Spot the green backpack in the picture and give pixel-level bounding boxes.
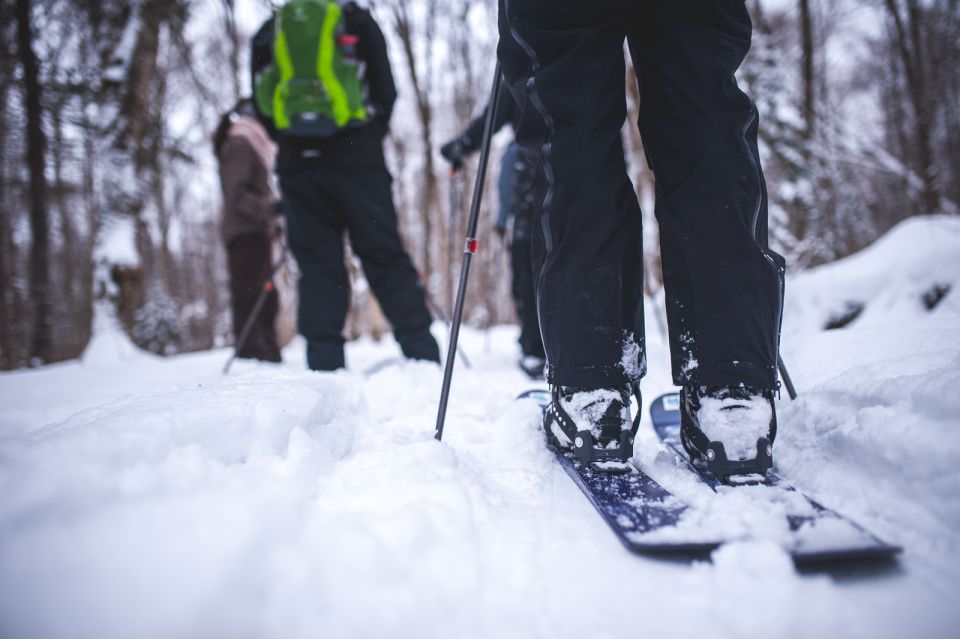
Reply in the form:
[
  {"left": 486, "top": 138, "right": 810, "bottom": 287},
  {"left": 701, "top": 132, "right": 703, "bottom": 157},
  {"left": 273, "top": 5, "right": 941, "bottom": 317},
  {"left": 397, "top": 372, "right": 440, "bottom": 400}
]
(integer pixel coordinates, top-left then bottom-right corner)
[{"left": 255, "top": 0, "right": 368, "bottom": 137}]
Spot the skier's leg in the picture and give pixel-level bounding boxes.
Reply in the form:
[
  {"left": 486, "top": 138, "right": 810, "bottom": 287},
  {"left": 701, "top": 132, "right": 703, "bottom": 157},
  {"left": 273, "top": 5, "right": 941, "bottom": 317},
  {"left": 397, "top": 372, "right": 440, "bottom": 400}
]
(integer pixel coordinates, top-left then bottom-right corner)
[
  {"left": 337, "top": 167, "right": 440, "bottom": 364},
  {"left": 510, "top": 156, "right": 545, "bottom": 360},
  {"left": 629, "top": 1, "right": 784, "bottom": 474},
  {"left": 257, "top": 252, "right": 282, "bottom": 363},
  {"left": 279, "top": 168, "right": 349, "bottom": 371},
  {"left": 227, "top": 233, "right": 263, "bottom": 360},
  {"left": 248, "top": 232, "right": 281, "bottom": 362},
  {"left": 499, "top": 0, "right": 644, "bottom": 469},
  {"left": 498, "top": 0, "right": 645, "bottom": 390},
  {"left": 629, "top": 0, "right": 785, "bottom": 390}
]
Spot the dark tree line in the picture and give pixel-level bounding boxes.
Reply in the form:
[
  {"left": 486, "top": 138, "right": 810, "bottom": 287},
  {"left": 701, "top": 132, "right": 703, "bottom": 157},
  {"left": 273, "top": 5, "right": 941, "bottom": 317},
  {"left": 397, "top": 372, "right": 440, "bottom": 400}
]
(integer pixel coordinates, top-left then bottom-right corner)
[{"left": 1, "top": 0, "right": 235, "bottom": 368}]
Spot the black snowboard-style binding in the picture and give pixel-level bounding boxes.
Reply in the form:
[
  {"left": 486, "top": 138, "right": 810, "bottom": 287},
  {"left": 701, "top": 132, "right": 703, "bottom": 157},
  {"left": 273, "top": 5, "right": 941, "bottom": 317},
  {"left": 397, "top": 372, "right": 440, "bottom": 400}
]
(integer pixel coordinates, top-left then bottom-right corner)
[
  {"left": 544, "top": 384, "right": 641, "bottom": 473},
  {"left": 679, "top": 385, "right": 777, "bottom": 480}
]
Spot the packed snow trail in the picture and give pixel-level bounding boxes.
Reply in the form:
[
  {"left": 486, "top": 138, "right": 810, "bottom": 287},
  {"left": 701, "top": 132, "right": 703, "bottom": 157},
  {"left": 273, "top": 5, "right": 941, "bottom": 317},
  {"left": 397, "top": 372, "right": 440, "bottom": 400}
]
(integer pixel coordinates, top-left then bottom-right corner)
[{"left": 1, "top": 216, "right": 959, "bottom": 639}]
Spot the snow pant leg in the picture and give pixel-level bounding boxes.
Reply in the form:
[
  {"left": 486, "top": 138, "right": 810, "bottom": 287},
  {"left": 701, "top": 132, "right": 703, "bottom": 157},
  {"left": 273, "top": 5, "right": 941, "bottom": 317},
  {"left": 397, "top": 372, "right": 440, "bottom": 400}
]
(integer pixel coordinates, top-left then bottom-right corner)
[
  {"left": 335, "top": 168, "right": 440, "bottom": 364},
  {"left": 227, "top": 233, "right": 281, "bottom": 362},
  {"left": 511, "top": 234, "right": 545, "bottom": 359},
  {"left": 510, "top": 157, "right": 545, "bottom": 359},
  {"left": 498, "top": 0, "right": 645, "bottom": 388},
  {"left": 278, "top": 169, "right": 349, "bottom": 371},
  {"left": 497, "top": 142, "right": 519, "bottom": 231},
  {"left": 628, "top": 0, "right": 785, "bottom": 388}
]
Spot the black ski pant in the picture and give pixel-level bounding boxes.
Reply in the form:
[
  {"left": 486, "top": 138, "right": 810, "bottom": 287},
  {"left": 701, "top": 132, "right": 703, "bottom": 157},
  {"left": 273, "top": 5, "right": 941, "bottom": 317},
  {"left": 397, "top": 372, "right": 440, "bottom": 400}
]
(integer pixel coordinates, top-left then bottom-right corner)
[
  {"left": 509, "top": 153, "right": 545, "bottom": 359},
  {"left": 227, "top": 233, "right": 281, "bottom": 363},
  {"left": 279, "top": 165, "right": 440, "bottom": 371},
  {"left": 498, "top": 0, "right": 785, "bottom": 390},
  {"left": 512, "top": 233, "right": 544, "bottom": 359}
]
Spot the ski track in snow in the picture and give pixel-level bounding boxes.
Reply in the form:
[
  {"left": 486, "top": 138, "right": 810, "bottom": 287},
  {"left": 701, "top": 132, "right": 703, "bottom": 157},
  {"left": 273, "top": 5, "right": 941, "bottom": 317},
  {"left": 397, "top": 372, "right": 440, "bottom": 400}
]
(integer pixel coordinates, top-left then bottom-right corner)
[{"left": 2, "top": 217, "right": 960, "bottom": 639}]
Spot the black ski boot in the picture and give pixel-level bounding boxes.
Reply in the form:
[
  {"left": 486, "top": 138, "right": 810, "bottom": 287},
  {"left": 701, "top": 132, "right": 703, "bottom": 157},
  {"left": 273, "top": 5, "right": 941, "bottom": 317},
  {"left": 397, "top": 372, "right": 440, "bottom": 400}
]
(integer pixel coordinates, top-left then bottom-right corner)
[
  {"left": 544, "top": 385, "right": 640, "bottom": 473},
  {"left": 519, "top": 355, "right": 546, "bottom": 380},
  {"left": 680, "top": 385, "right": 777, "bottom": 480}
]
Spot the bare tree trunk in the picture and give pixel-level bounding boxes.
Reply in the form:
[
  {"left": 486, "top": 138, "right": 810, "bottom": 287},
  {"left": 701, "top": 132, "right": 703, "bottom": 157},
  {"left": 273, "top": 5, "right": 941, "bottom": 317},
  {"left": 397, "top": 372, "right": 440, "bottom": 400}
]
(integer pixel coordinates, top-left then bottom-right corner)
[
  {"left": 391, "top": 1, "right": 439, "bottom": 278},
  {"left": 0, "top": 9, "right": 14, "bottom": 368},
  {"left": 222, "top": 0, "right": 241, "bottom": 101},
  {"left": 798, "top": 0, "right": 816, "bottom": 140},
  {"left": 16, "top": 0, "right": 52, "bottom": 364},
  {"left": 0, "top": 205, "right": 11, "bottom": 368},
  {"left": 883, "top": 0, "right": 941, "bottom": 214},
  {"left": 79, "top": 29, "right": 98, "bottom": 346},
  {"left": 51, "top": 103, "right": 79, "bottom": 344},
  {"left": 126, "top": 0, "right": 171, "bottom": 275}
]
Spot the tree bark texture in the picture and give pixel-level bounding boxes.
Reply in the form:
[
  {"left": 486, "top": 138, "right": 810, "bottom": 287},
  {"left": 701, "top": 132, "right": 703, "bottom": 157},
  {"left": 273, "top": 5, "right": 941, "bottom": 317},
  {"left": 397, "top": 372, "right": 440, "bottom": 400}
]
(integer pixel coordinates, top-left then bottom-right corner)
[
  {"left": 798, "top": 0, "right": 816, "bottom": 140},
  {"left": 15, "top": 0, "right": 52, "bottom": 364},
  {"left": 883, "top": 0, "right": 941, "bottom": 214}
]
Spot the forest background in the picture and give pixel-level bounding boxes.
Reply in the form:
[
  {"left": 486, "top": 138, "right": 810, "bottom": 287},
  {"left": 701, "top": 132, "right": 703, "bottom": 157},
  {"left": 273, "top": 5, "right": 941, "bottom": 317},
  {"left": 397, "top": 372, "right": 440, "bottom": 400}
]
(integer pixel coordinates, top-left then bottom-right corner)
[{"left": 1, "top": 0, "right": 957, "bottom": 369}]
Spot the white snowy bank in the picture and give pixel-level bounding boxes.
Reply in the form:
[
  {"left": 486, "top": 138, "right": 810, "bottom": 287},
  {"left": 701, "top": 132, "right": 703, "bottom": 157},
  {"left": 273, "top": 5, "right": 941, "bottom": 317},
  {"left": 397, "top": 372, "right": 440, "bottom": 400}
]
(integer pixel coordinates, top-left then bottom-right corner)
[{"left": 1, "top": 216, "right": 959, "bottom": 639}]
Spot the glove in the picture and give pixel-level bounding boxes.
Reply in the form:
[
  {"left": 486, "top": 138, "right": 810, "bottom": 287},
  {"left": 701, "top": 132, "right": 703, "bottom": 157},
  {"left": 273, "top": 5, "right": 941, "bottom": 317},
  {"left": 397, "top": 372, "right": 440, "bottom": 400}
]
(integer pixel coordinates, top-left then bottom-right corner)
[{"left": 440, "top": 137, "right": 466, "bottom": 164}]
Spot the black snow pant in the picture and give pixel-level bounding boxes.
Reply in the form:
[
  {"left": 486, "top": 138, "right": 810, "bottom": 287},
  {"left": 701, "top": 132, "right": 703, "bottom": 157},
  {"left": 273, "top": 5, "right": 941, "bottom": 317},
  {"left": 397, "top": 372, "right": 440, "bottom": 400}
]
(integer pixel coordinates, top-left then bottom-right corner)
[
  {"left": 510, "top": 154, "right": 545, "bottom": 359},
  {"left": 279, "top": 165, "right": 440, "bottom": 371},
  {"left": 227, "top": 233, "right": 281, "bottom": 363},
  {"left": 498, "top": 0, "right": 785, "bottom": 389}
]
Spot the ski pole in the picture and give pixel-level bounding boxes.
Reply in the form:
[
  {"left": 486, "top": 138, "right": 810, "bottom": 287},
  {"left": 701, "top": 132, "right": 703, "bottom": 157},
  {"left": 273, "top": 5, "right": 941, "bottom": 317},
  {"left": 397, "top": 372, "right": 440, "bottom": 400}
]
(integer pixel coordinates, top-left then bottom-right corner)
[
  {"left": 425, "top": 294, "right": 472, "bottom": 369},
  {"left": 435, "top": 64, "right": 503, "bottom": 441},
  {"left": 777, "top": 354, "right": 797, "bottom": 400},
  {"left": 447, "top": 160, "right": 464, "bottom": 313},
  {"left": 223, "top": 240, "right": 289, "bottom": 375}
]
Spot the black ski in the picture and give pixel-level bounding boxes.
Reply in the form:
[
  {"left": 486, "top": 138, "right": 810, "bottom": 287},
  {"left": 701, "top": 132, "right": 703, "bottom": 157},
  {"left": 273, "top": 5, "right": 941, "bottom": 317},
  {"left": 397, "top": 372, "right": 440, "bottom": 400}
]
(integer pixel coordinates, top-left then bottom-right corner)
[
  {"left": 649, "top": 392, "right": 901, "bottom": 564},
  {"left": 519, "top": 390, "right": 722, "bottom": 557}
]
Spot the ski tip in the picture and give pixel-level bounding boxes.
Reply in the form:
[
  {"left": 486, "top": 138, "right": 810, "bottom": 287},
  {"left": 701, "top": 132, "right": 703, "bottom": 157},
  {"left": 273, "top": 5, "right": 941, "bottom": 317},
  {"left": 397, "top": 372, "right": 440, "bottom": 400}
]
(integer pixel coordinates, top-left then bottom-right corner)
[
  {"left": 516, "top": 388, "right": 550, "bottom": 409},
  {"left": 792, "top": 543, "right": 902, "bottom": 570},
  {"left": 649, "top": 392, "right": 681, "bottom": 435}
]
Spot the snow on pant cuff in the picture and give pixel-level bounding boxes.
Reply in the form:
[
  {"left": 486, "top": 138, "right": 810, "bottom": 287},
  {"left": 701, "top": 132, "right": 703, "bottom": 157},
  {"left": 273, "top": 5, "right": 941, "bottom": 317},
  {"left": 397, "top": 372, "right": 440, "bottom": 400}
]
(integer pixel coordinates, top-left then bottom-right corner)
[{"left": 674, "top": 359, "right": 778, "bottom": 390}]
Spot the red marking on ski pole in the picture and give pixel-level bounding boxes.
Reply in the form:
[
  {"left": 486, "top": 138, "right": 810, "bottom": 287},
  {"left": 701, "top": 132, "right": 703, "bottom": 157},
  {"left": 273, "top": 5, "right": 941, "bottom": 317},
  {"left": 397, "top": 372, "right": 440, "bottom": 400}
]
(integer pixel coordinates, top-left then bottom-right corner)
[
  {"left": 265, "top": 281, "right": 275, "bottom": 292},
  {"left": 464, "top": 238, "right": 479, "bottom": 254},
  {"left": 337, "top": 34, "right": 359, "bottom": 46}
]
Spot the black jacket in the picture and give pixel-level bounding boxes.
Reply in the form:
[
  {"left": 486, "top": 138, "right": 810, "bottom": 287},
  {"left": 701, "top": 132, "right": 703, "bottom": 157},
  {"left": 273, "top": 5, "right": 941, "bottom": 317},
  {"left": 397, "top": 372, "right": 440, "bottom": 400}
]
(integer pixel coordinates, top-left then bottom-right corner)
[
  {"left": 457, "top": 81, "right": 520, "bottom": 155},
  {"left": 251, "top": 3, "right": 397, "bottom": 171}
]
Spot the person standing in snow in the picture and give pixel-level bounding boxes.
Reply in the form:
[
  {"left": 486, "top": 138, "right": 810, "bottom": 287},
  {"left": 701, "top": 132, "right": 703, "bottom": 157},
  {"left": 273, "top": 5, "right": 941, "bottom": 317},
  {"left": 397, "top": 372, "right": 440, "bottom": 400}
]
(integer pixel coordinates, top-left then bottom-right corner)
[
  {"left": 213, "top": 99, "right": 283, "bottom": 364},
  {"left": 251, "top": 1, "right": 440, "bottom": 372},
  {"left": 498, "top": 1, "right": 786, "bottom": 473},
  {"left": 440, "top": 83, "right": 546, "bottom": 380}
]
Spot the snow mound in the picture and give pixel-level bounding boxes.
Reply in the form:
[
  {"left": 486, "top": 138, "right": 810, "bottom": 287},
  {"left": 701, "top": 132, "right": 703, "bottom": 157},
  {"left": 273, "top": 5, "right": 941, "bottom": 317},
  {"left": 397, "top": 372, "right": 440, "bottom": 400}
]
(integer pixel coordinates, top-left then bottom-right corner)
[
  {"left": 2, "top": 217, "right": 960, "bottom": 638},
  {"left": 81, "top": 304, "right": 144, "bottom": 367},
  {"left": 784, "top": 215, "right": 960, "bottom": 333}
]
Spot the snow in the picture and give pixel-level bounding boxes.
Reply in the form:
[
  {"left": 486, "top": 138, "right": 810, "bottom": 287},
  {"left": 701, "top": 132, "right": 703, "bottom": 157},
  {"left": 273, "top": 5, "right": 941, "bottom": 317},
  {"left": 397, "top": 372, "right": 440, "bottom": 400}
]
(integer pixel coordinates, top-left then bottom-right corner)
[
  {"left": 559, "top": 388, "right": 627, "bottom": 434},
  {"left": 2, "top": 216, "right": 960, "bottom": 638},
  {"left": 96, "top": 216, "right": 139, "bottom": 267},
  {"left": 81, "top": 303, "right": 143, "bottom": 367},
  {"left": 783, "top": 215, "right": 960, "bottom": 334},
  {"left": 696, "top": 391, "right": 774, "bottom": 461}
]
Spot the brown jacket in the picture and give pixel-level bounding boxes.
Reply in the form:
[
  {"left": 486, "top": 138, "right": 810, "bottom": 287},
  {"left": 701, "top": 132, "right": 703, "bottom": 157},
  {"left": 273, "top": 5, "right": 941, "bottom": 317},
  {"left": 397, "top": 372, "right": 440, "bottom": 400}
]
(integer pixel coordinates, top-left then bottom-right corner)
[{"left": 218, "top": 117, "right": 278, "bottom": 244}]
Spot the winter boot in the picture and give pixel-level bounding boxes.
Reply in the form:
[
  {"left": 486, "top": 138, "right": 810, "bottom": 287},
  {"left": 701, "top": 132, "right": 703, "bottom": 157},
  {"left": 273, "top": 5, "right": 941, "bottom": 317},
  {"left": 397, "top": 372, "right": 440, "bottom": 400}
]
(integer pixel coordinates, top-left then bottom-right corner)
[
  {"left": 680, "top": 385, "right": 777, "bottom": 479},
  {"left": 544, "top": 385, "right": 639, "bottom": 473},
  {"left": 518, "top": 355, "right": 546, "bottom": 380}
]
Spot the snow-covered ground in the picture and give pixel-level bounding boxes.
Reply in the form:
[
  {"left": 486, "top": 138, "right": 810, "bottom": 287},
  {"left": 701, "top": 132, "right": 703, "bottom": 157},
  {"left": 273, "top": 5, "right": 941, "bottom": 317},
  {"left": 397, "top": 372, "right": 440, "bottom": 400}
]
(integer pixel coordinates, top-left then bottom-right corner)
[{"left": 2, "top": 216, "right": 959, "bottom": 639}]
